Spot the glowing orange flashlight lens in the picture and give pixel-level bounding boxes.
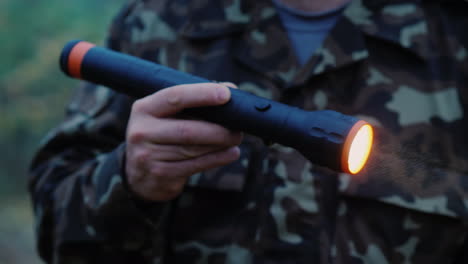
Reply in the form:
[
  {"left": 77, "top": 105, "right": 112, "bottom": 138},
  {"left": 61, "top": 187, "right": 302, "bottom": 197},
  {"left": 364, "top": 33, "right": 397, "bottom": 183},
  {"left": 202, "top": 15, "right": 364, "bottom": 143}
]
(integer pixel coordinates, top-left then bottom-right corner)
[
  {"left": 348, "top": 124, "right": 373, "bottom": 174},
  {"left": 342, "top": 121, "right": 373, "bottom": 174}
]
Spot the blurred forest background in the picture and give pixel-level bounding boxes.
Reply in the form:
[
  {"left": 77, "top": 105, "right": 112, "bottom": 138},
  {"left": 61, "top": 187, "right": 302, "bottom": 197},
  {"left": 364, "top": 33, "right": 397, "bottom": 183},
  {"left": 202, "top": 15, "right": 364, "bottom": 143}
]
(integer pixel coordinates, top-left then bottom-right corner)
[{"left": 0, "top": 0, "right": 125, "bottom": 262}]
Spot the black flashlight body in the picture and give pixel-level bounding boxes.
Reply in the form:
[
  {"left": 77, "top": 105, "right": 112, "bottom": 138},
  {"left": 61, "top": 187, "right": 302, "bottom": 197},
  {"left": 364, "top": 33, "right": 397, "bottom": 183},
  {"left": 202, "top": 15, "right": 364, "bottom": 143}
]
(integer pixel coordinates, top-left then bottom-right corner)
[{"left": 60, "top": 40, "right": 366, "bottom": 173}]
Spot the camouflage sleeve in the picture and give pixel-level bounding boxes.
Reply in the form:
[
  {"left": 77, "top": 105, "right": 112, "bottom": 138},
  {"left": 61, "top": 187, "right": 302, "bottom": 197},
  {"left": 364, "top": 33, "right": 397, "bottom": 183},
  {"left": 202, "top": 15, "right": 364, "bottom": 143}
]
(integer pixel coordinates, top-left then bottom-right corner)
[
  {"left": 449, "top": 2, "right": 468, "bottom": 109},
  {"left": 29, "top": 82, "right": 169, "bottom": 263},
  {"left": 28, "top": 2, "right": 169, "bottom": 263}
]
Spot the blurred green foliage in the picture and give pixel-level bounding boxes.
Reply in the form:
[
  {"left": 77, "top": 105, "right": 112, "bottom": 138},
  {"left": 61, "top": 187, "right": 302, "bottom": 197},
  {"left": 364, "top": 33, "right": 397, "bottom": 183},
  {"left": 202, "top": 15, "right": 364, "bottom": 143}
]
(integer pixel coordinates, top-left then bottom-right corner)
[
  {"left": 0, "top": 0, "right": 125, "bottom": 196},
  {"left": 0, "top": 1, "right": 125, "bottom": 263}
]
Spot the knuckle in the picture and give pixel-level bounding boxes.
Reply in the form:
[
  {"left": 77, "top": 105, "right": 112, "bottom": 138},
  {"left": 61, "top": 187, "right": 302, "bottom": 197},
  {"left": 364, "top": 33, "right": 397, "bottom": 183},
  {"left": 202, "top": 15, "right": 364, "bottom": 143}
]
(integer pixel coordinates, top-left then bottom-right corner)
[
  {"left": 165, "top": 88, "right": 182, "bottom": 106},
  {"left": 210, "top": 87, "right": 221, "bottom": 102},
  {"left": 127, "top": 129, "right": 144, "bottom": 144},
  {"left": 200, "top": 85, "right": 222, "bottom": 104},
  {"left": 133, "top": 149, "right": 152, "bottom": 167},
  {"left": 131, "top": 99, "right": 146, "bottom": 113},
  {"left": 176, "top": 122, "right": 194, "bottom": 143}
]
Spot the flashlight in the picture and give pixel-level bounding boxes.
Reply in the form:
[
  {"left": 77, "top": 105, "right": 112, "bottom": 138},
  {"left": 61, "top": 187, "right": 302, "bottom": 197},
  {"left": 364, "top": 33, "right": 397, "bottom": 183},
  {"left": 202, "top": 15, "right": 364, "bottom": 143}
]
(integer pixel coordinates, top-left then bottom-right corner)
[{"left": 60, "top": 40, "right": 373, "bottom": 174}]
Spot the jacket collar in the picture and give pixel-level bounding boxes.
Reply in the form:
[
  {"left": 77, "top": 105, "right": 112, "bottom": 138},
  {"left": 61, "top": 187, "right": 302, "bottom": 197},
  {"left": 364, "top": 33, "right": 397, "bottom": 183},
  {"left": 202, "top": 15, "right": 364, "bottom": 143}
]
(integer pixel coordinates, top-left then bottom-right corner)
[
  {"left": 178, "top": 0, "right": 430, "bottom": 87},
  {"left": 178, "top": 0, "right": 253, "bottom": 38}
]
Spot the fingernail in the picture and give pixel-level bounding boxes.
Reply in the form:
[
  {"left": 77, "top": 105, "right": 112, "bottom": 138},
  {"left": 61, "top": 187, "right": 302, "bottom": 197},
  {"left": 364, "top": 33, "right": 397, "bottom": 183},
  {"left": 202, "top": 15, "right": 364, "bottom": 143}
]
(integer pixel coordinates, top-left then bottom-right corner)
[
  {"left": 228, "top": 146, "right": 241, "bottom": 159},
  {"left": 217, "top": 86, "right": 230, "bottom": 102}
]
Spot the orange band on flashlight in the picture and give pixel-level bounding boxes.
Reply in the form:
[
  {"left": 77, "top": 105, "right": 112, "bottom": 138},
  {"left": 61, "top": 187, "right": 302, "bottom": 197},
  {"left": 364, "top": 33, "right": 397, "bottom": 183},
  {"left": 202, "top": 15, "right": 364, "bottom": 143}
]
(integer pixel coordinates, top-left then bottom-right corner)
[
  {"left": 67, "top": 41, "right": 95, "bottom": 79},
  {"left": 341, "top": 120, "right": 373, "bottom": 174}
]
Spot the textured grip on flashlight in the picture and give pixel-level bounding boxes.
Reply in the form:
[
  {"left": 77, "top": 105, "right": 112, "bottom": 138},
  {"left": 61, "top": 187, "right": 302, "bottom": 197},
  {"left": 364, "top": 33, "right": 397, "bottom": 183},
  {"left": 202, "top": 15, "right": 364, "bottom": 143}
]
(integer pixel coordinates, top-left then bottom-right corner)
[{"left": 60, "top": 40, "right": 367, "bottom": 173}]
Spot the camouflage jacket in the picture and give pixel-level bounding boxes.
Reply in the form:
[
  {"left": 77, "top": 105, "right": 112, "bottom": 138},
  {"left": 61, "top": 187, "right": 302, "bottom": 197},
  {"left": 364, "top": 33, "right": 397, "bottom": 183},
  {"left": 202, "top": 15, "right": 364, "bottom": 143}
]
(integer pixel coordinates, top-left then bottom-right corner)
[{"left": 29, "top": 0, "right": 468, "bottom": 263}]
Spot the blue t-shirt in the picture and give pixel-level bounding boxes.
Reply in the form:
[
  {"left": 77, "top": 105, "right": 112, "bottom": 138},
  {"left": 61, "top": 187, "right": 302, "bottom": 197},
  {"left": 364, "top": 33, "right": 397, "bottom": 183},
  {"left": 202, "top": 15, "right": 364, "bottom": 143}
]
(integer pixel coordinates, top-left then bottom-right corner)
[{"left": 272, "top": 0, "right": 348, "bottom": 65}]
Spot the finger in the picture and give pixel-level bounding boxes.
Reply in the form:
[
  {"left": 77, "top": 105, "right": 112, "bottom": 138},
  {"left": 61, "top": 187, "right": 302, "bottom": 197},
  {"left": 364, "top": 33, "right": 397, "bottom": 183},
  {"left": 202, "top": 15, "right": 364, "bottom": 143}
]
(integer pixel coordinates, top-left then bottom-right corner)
[
  {"left": 144, "top": 144, "right": 234, "bottom": 161},
  {"left": 153, "top": 146, "right": 241, "bottom": 179},
  {"left": 134, "top": 83, "right": 231, "bottom": 117},
  {"left": 129, "top": 146, "right": 241, "bottom": 201},
  {"left": 128, "top": 117, "right": 243, "bottom": 145}
]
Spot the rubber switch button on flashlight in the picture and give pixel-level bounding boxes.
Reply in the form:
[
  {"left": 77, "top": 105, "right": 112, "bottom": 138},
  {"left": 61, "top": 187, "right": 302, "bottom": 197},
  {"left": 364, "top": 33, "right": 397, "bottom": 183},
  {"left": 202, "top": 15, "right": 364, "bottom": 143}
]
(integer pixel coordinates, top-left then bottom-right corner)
[{"left": 255, "top": 102, "right": 271, "bottom": 112}]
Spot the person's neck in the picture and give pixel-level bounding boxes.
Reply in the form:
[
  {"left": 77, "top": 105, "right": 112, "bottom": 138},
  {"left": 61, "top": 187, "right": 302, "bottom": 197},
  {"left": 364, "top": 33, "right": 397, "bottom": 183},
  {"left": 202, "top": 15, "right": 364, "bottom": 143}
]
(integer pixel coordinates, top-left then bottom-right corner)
[{"left": 276, "top": 0, "right": 351, "bottom": 12}]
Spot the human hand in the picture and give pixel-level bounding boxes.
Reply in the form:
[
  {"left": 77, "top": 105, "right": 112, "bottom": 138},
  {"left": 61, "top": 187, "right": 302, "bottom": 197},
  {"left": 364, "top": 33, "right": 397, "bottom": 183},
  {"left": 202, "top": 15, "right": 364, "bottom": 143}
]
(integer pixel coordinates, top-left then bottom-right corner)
[{"left": 125, "top": 83, "right": 243, "bottom": 201}]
